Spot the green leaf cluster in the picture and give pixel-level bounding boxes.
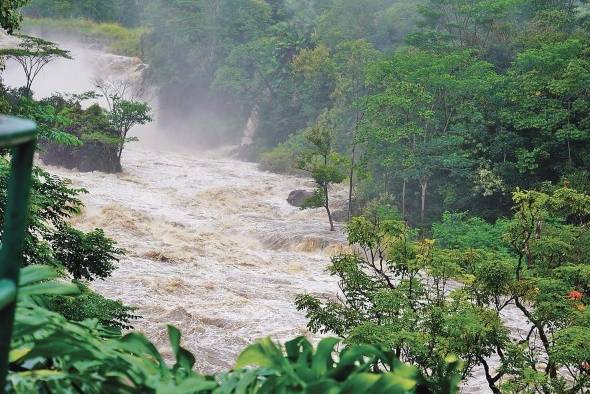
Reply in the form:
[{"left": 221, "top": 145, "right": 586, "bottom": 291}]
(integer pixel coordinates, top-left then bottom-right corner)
[
  {"left": 0, "top": 0, "right": 29, "bottom": 33},
  {"left": 297, "top": 186, "right": 590, "bottom": 392}
]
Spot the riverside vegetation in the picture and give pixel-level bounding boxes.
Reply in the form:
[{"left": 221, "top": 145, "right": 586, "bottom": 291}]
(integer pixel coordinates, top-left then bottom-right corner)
[{"left": 0, "top": 0, "right": 589, "bottom": 393}]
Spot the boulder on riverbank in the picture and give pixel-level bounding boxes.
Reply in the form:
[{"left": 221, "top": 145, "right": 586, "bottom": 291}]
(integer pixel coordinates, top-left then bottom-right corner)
[
  {"left": 41, "top": 140, "right": 122, "bottom": 173},
  {"left": 287, "top": 190, "right": 314, "bottom": 207}
]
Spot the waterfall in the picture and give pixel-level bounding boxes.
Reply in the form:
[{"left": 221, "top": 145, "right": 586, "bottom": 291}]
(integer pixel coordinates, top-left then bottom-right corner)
[{"left": 240, "top": 105, "right": 258, "bottom": 146}]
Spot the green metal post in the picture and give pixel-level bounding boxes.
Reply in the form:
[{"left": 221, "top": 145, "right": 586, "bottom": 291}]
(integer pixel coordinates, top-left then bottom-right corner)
[{"left": 0, "top": 116, "right": 36, "bottom": 391}]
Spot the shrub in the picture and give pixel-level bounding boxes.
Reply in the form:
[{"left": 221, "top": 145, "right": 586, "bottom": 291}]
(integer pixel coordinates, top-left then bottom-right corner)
[
  {"left": 258, "top": 132, "right": 310, "bottom": 174},
  {"left": 47, "top": 282, "right": 136, "bottom": 330}
]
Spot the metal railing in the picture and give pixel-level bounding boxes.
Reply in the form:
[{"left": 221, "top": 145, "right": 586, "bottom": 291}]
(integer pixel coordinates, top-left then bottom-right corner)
[{"left": 0, "top": 116, "right": 36, "bottom": 390}]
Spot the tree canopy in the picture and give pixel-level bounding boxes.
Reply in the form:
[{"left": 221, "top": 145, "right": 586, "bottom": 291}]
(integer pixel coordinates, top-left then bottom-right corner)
[{"left": 0, "top": 35, "right": 71, "bottom": 94}]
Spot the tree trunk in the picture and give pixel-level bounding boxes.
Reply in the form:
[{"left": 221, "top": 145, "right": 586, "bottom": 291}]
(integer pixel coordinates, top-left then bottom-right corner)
[
  {"left": 478, "top": 357, "right": 502, "bottom": 394},
  {"left": 24, "top": 67, "right": 33, "bottom": 97},
  {"left": 24, "top": 74, "right": 33, "bottom": 98},
  {"left": 420, "top": 178, "right": 428, "bottom": 223},
  {"left": 325, "top": 184, "right": 334, "bottom": 231},
  {"left": 348, "top": 108, "right": 363, "bottom": 221},
  {"left": 118, "top": 142, "right": 124, "bottom": 160},
  {"left": 402, "top": 178, "right": 407, "bottom": 218},
  {"left": 514, "top": 297, "right": 557, "bottom": 379},
  {"left": 348, "top": 144, "right": 356, "bottom": 221},
  {"left": 118, "top": 129, "right": 128, "bottom": 160}
]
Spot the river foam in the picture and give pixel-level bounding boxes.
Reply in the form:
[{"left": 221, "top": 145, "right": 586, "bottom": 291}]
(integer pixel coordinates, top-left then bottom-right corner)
[{"left": 45, "top": 144, "right": 345, "bottom": 372}]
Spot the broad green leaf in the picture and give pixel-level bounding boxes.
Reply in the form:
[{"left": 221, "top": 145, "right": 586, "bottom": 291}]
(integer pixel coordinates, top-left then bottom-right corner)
[
  {"left": 18, "top": 282, "right": 79, "bottom": 298},
  {"left": 311, "top": 337, "right": 340, "bottom": 377},
  {"left": 341, "top": 373, "right": 381, "bottom": 394},
  {"left": 19, "top": 265, "right": 59, "bottom": 285},
  {"left": 167, "top": 325, "right": 196, "bottom": 371}
]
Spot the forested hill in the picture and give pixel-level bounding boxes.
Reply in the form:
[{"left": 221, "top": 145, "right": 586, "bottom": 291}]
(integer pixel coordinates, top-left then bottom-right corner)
[
  {"left": 141, "top": 0, "right": 421, "bottom": 148},
  {"left": 23, "top": 0, "right": 590, "bottom": 228}
]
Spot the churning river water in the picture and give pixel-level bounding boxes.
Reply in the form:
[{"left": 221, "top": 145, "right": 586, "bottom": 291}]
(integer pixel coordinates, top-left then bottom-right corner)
[{"left": 47, "top": 143, "right": 345, "bottom": 371}]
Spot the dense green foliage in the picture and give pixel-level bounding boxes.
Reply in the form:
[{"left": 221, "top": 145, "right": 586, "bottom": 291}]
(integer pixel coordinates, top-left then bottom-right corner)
[
  {"left": 0, "top": 0, "right": 28, "bottom": 33},
  {"left": 297, "top": 186, "right": 590, "bottom": 392},
  {"left": 38, "top": 95, "right": 122, "bottom": 173},
  {"left": 117, "top": 0, "right": 590, "bottom": 227},
  {"left": 37, "top": 92, "right": 151, "bottom": 173},
  {"left": 359, "top": 0, "right": 590, "bottom": 224}
]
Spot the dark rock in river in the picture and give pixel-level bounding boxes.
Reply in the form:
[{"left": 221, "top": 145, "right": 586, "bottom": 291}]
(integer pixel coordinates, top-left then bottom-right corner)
[{"left": 287, "top": 190, "right": 314, "bottom": 207}]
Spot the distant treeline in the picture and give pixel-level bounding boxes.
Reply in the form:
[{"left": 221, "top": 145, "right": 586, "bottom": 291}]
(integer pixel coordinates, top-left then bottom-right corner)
[{"left": 23, "top": 0, "right": 143, "bottom": 27}]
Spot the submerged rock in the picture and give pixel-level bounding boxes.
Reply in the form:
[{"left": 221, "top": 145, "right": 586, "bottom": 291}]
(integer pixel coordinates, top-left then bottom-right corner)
[{"left": 287, "top": 190, "right": 314, "bottom": 207}]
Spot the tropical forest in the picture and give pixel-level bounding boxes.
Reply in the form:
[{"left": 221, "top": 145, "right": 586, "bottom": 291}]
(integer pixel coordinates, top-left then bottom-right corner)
[{"left": 0, "top": 0, "right": 589, "bottom": 393}]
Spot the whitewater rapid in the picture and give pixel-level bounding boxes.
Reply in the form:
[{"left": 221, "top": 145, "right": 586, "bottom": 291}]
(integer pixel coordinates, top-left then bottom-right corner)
[{"left": 45, "top": 145, "right": 346, "bottom": 371}]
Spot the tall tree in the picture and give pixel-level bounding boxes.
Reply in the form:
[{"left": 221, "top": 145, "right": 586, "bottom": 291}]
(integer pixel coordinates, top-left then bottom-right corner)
[
  {"left": 330, "top": 40, "right": 379, "bottom": 220},
  {"left": 297, "top": 113, "right": 346, "bottom": 231},
  {"left": 0, "top": 35, "right": 71, "bottom": 95},
  {"left": 362, "top": 48, "right": 490, "bottom": 223},
  {"left": 500, "top": 38, "right": 590, "bottom": 175}
]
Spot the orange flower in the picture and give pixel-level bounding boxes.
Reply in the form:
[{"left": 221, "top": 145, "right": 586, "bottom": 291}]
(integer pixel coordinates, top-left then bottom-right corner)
[{"left": 569, "top": 290, "right": 583, "bottom": 301}]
